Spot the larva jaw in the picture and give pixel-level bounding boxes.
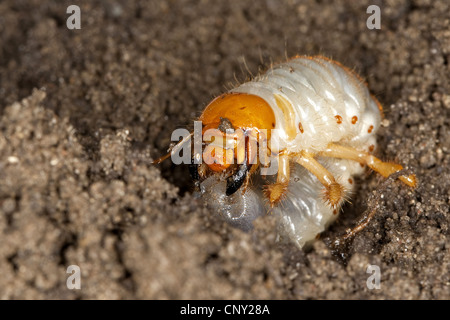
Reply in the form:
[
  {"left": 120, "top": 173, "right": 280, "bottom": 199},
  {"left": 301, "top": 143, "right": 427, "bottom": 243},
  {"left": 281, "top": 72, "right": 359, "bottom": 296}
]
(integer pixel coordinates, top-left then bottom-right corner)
[
  {"left": 226, "top": 163, "right": 251, "bottom": 196},
  {"left": 201, "top": 121, "right": 259, "bottom": 175}
]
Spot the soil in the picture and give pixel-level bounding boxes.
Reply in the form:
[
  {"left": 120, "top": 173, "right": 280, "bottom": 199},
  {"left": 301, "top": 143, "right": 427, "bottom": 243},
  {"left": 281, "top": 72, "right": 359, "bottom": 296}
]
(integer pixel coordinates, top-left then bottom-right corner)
[{"left": 0, "top": 0, "right": 449, "bottom": 299}]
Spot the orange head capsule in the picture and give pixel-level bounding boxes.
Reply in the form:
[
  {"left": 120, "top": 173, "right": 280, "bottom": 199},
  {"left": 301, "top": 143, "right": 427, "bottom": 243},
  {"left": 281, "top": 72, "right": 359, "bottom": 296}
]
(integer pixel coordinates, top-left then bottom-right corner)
[
  {"left": 153, "top": 92, "right": 276, "bottom": 196},
  {"left": 199, "top": 93, "right": 276, "bottom": 137},
  {"left": 199, "top": 92, "right": 275, "bottom": 169},
  {"left": 198, "top": 93, "right": 276, "bottom": 194}
]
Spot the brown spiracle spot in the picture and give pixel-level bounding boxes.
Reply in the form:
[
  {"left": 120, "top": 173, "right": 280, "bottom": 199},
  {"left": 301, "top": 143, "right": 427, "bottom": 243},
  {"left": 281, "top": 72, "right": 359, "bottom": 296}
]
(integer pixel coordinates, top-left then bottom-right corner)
[
  {"left": 335, "top": 115, "right": 343, "bottom": 124},
  {"left": 368, "top": 125, "right": 374, "bottom": 133},
  {"left": 298, "top": 122, "right": 304, "bottom": 133},
  {"left": 351, "top": 116, "right": 358, "bottom": 124},
  {"left": 348, "top": 178, "right": 353, "bottom": 184},
  {"left": 369, "top": 145, "right": 375, "bottom": 152}
]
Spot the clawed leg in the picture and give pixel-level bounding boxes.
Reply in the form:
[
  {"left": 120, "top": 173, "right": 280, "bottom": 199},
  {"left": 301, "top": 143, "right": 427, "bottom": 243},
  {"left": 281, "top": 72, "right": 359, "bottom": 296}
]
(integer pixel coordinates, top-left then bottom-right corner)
[
  {"left": 264, "top": 153, "right": 290, "bottom": 206},
  {"left": 296, "top": 150, "right": 345, "bottom": 207},
  {"left": 264, "top": 151, "right": 346, "bottom": 208},
  {"left": 319, "top": 143, "right": 417, "bottom": 187}
]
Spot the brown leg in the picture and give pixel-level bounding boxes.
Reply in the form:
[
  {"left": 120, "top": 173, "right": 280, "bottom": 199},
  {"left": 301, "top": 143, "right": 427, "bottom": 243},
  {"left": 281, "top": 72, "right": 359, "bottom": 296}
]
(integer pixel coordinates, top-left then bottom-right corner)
[
  {"left": 342, "top": 207, "right": 377, "bottom": 241},
  {"left": 319, "top": 143, "right": 417, "bottom": 187},
  {"left": 264, "top": 153, "right": 290, "bottom": 206},
  {"left": 296, "top": 151, "right": 345, "bottom": 207},
  {"left": 332, "top": 169, "right": 412, "bottom": 247}
]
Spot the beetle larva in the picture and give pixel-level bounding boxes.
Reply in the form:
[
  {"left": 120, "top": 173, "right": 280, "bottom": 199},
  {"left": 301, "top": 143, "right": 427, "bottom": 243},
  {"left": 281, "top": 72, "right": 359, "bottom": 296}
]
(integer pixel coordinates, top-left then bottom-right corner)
[{"left": 154, "top": 55, "right": 416, "bottom": 248}]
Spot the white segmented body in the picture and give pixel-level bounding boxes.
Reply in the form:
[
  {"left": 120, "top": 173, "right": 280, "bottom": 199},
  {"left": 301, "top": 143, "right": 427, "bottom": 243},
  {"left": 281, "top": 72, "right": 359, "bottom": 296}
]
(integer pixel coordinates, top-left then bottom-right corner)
[
  {"left": 272, "top": 156, "right": 355, "bottom": 247},
  {"left": 199, "top": 56, "right": 385, "bottom": 248},
  {"left": 232, "top": 56, "right": 381, "bottom": 153}
]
